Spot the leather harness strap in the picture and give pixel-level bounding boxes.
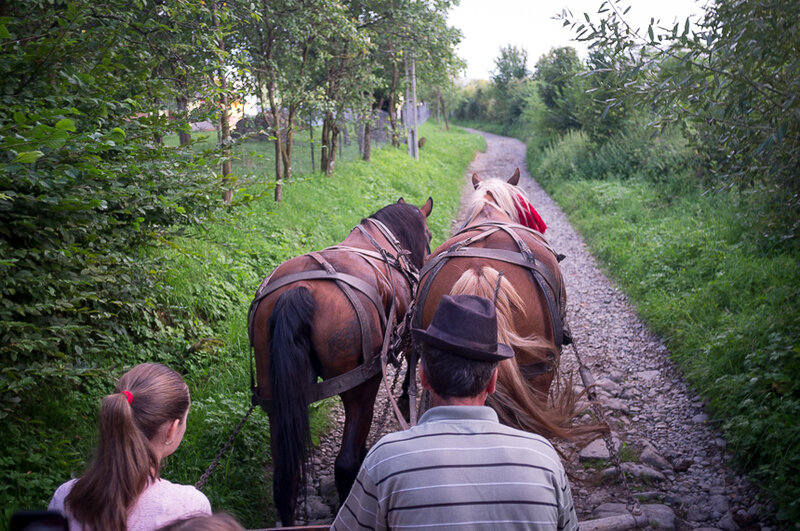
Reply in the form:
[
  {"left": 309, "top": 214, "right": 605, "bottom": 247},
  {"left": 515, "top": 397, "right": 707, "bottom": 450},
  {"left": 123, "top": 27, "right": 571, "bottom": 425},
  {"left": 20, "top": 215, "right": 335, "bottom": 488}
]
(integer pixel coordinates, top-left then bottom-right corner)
[
  {"left": 248, "top": 220, "right": 418, "bottom": 413},
  {"left": 414, "top": 221, "right": 566, "bottom": 378}
]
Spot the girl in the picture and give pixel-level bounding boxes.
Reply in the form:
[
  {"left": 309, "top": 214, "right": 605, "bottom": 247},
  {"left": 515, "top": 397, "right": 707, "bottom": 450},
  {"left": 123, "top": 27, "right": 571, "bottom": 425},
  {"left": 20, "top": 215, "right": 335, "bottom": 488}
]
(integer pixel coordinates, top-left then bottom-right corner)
[{"left": 49, "top": 363, "right": 211, "bottom": 530}]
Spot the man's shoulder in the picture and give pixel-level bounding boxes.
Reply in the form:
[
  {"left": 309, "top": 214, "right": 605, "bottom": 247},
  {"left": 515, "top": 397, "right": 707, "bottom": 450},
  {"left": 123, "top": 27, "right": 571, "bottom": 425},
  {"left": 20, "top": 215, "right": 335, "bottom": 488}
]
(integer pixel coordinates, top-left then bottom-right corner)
[
  {"left": 367, "top": 425, "right": 421, "bottom": 455},
  {"left": 369, "top": 410, "right": 556, "bottom": 452},
  {"left": 493, "top": 422, "right": 562, "bottom": 454}
]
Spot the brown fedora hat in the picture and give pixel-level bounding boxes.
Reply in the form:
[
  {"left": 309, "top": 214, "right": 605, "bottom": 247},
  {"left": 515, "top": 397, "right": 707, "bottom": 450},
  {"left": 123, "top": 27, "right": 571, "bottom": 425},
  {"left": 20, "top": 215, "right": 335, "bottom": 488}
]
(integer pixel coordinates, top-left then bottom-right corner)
[{"left": 412, "top": 294, "right": 514, "bottom": 362}]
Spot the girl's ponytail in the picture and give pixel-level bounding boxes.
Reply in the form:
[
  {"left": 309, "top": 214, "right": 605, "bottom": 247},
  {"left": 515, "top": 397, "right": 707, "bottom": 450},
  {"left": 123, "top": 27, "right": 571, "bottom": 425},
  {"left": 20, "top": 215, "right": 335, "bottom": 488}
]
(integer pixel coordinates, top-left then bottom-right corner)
[{"left": 66, "top": 364, "right": 189, "bottom": 531}]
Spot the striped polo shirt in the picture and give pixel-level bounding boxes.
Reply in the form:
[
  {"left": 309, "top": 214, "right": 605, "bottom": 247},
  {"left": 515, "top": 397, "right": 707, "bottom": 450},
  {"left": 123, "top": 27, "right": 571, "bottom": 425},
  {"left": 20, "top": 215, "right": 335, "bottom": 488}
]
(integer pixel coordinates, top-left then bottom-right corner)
[{"left": 333, "top": 405, "right": 578, "bottom": 530}]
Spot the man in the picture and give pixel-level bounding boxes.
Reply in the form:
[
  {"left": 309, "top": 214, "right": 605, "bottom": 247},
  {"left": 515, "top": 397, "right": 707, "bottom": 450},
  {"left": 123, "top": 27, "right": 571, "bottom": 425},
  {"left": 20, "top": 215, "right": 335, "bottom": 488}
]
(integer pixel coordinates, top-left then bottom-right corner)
[{"left": 332, "top": 294, "right": 578, "bottom": 530}]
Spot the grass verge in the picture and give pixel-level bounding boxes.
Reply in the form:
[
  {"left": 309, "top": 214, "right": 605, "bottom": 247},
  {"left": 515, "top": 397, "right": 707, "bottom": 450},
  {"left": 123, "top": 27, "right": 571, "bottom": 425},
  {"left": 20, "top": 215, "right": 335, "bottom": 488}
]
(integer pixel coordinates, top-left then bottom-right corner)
[{"left": 539, "top": 172, "right": 800, "bottom": 523}]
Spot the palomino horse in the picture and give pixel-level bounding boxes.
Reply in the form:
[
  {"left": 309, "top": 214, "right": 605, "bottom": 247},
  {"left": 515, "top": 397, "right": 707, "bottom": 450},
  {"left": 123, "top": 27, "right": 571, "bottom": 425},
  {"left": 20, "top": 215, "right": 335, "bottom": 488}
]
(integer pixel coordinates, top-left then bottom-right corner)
[
  {"left": 248, "top": 198, "right": 433, "bottom": 525},
  {"left": 414, "top": 169, "right": 574, "bottom": 438}
]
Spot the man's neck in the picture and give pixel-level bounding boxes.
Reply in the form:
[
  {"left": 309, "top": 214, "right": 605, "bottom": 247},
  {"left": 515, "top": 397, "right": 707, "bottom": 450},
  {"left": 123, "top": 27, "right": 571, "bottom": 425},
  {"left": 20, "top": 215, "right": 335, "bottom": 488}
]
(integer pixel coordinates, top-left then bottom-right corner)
[{"left": 431, "top": 392, "right": 488, "bottom": 407}]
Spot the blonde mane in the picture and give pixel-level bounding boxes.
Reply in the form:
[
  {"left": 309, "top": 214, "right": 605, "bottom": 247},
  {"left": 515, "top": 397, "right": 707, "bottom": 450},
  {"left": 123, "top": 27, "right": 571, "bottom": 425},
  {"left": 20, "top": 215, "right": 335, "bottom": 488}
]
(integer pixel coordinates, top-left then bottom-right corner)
[{"left": 463, "top": 178, "right": 529, "bottom": 227}]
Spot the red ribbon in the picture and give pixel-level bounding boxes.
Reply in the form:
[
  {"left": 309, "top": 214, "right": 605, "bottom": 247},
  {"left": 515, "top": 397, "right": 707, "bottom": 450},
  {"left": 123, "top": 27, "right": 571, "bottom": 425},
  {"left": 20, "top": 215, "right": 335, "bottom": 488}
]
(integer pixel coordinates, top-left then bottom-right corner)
[
  {"left": 515, "top": 194, "right": 547, "bottom": 234},
  {"left": 121, "top": 390, "right": 133, "bottom": 404}
]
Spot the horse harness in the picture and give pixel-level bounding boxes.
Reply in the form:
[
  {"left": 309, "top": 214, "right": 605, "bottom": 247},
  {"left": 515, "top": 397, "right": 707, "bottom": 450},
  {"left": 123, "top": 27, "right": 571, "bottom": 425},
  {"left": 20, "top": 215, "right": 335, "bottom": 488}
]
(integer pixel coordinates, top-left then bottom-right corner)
[
  {"left": 414, "top": 221, "right": 569, "bottom": 380},
  {"left": 247, "top": 218, "right": 419, "bottom": 414}
]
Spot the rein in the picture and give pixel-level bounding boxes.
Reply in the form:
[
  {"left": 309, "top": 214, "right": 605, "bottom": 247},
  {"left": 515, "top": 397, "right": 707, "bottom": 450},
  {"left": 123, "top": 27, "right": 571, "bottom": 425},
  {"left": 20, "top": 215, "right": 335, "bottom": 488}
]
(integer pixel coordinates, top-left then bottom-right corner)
[{"left": 247, "top": 217, "right": 420, "bottom": 421}]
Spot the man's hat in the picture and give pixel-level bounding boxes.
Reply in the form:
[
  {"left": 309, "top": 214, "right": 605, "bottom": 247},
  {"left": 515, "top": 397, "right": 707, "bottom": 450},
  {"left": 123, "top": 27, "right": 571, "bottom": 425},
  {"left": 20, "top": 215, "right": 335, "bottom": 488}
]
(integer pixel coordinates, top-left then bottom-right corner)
[{"left": 412, "top": 294, "right": 514, "bottom": 362}]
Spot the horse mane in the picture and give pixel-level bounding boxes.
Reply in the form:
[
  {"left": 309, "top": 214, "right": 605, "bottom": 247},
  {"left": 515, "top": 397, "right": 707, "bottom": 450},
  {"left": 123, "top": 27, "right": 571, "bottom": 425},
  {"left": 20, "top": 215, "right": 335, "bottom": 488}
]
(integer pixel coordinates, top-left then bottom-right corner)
[
  {"left": 450, "top": 267, "right": 570, "bottom": 437},
  {"left": 464, "top": 178, "right": 528, "bottom": 227},
  {"left": 366, "top": 202, "right": 428, "bottom": 269}
]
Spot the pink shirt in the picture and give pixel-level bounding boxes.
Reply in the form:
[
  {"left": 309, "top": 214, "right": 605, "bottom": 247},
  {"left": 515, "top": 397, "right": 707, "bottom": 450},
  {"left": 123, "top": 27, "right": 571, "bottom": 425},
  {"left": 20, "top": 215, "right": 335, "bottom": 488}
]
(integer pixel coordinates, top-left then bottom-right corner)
[{"left": 49, "top": 477, "right": 211, "bottom": 530}]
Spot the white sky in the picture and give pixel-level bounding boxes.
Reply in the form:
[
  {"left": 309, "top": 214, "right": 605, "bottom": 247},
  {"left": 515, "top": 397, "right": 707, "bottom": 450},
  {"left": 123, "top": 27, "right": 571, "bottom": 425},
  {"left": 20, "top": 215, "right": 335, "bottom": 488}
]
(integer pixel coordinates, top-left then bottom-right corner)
[{"left": 448, "top": 0, "right": 706, "bottom": 80}]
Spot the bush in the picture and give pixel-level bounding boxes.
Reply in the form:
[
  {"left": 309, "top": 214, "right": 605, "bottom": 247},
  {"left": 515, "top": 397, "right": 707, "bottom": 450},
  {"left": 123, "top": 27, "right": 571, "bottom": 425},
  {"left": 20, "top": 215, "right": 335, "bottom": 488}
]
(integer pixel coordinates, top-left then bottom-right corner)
[
  {"left": 533, "top": 129, "right": 593, "bottom": 182},
  {"left": 0, "top": 1, "right": 228, "bottom": 415}
]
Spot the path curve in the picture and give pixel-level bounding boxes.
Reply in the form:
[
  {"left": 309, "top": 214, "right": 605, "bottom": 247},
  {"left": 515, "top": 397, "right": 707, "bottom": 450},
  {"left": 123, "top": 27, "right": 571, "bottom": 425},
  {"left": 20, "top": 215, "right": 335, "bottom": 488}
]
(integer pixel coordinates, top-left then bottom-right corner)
[{"left": 294, "top": 130, "right": 770, "bottom": 531}]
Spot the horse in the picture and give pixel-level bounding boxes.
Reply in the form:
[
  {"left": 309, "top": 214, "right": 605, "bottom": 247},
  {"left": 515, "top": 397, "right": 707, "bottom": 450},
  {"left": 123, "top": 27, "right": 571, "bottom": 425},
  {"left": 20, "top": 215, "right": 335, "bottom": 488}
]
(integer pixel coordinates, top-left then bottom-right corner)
[
  {"left": 414, "top": 168, "right": 577, "bottom": 439},
  {"left": 247, "top": 197, "right": 432, "bottom": 526}
]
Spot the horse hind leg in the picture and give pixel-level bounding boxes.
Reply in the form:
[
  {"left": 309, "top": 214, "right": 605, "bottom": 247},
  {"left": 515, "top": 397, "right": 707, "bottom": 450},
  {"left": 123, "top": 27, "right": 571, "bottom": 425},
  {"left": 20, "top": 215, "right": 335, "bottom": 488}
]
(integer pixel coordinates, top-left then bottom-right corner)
[{"left": 335, "top": 375, "right": 381, "bottom": 505}]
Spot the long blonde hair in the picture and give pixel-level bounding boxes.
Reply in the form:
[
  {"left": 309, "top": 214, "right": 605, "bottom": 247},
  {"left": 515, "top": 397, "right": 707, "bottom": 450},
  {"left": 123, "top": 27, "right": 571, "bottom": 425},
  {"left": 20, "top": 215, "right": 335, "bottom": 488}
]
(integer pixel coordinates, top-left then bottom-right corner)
[{"left": 66, "top": 363, "right": 190, "bottom": 531}]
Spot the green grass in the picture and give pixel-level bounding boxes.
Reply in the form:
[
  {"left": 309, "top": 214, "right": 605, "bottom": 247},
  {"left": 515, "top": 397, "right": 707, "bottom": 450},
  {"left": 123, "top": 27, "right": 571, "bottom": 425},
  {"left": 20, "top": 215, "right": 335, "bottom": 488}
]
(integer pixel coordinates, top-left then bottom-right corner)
[
  {"left": 539, "top": 172, "right": 800, "bottom": 523},
  {"left": 1, "top": 122, "right": 483, "bottom": 530}
]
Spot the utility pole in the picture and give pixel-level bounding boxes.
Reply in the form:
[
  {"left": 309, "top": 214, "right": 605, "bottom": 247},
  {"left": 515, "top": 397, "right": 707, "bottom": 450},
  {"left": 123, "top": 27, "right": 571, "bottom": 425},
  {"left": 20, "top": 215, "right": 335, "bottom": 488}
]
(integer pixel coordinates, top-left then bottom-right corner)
[
  {"left": 410, "top": 55, "right": 419, "bottom": 160},
  {"left": 405, "top": 55, "right": 419, "bottom": 160}
]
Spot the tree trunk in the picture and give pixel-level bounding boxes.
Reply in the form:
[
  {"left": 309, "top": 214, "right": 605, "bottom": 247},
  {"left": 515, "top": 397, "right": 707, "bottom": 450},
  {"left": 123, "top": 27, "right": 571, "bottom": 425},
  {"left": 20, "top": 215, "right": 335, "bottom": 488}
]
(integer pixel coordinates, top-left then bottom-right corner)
[
  {"left": 410, "top": 57, "right": 419, "bottom": 160},
  {"left": 387, "top": 38, "right": 400, "bottom": 147},
  {"left": 309, "top": 118, "right": 315, "bottom": 172},
  {"left": 323, "top": 112, "right": 338, "bottom": 176},
  {"left": 270, "top": 101, "right": 283, "bottom": 202},
  {"left": 441, "top": 91, "right": 450, "bottom": 131},
  {"left": 329, "top": 122, "right": 339, "bottom": 176},
  {"left": 266, "top": 71, "right": 283, "bottom": 200},
  {"left": 274, "top": 135, "right": 282, "bottom": 202},
  {"left": 338, "top": 124, "right": 344, "bottom": 159},
  {"left": 213, "top": 0, "right": 232, "bottom": 204},
  {"left": 405, "top": 57, "right": 418, "bottom": 160},
  {"left": 363, "top": 114, "right": 372, "bottom": 162},
  {"left": 320, "top": 116, "right": 329, "bottom": 174},
  {"left": 255, "top": 70, "right": 280, "bottom": 192},
  {"left": 436, "top": 87, "right": 442, "bottom": 127},
  {"left": 282, "top": 105, "right": 296, "bottom": 182},
  {"left": 177, "top": 95, "right": 192, "bottom": 146},
  {"left": 405, "top": 58, "right": 411, "bottom": 156}
]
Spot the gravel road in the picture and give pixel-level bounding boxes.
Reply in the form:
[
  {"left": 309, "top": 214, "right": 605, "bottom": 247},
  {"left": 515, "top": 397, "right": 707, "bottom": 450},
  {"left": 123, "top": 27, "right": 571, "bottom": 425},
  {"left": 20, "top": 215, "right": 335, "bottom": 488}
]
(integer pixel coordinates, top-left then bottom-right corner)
[{"left": 293, "top": 130, "right": 774, "bottom": 531}]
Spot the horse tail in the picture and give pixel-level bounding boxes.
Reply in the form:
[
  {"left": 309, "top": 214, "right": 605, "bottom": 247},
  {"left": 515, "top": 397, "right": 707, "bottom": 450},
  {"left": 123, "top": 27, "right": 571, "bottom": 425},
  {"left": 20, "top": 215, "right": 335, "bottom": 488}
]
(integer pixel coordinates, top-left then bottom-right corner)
[
  {"left": 450, "top": 266, "right": 586, "bottom": 440},
  {"left": 268, "top": 286, "right": 315, "bottom": 517}
]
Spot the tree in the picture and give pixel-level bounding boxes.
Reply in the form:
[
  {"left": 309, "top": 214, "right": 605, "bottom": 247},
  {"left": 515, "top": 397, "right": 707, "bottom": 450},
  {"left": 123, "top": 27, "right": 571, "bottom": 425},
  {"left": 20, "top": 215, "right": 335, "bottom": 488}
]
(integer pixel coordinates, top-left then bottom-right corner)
[
  {"left": 532, "top": 46, "right": 583, "bottom": 134},
  {"left": 560, "top": 0, "right": 800, "bottom": 521},
  {"left": 234, "top": 0, "right": 303, "bottom": 200},
  {"left": 354, "top": 0, "right": 462, "bottom": 151},
  {"left": 560, "top": 0, "right": 800, "bottom": 244},
  {"left": 491, "top": 44, "right": 529, "bottom": 89}
]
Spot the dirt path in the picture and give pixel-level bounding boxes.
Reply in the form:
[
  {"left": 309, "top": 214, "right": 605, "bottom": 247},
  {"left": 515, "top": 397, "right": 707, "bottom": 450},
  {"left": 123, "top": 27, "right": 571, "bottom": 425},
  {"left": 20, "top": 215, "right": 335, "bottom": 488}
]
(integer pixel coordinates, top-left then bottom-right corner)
[{"left": 296, "top": 130, "right": 771, "bottom": 531}]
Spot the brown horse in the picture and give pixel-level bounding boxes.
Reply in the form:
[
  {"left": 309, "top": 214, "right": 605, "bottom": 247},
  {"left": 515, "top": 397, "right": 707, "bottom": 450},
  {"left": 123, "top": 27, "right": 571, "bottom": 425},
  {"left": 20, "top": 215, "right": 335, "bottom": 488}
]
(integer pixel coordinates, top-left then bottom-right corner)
[
  {"left": 414, "top": 169, "right": 576, "bottom": 438},
  {"left": 248, "top": 198, "right": 432, "bottom": 525}
]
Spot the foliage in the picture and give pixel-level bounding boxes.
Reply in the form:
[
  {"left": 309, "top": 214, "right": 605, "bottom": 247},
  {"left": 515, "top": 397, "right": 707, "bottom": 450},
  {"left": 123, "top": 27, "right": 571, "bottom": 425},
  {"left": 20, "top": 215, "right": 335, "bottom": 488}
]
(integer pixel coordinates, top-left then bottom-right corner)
[
  {"left": 517, "top": 2, "right": 800, "bottom": 520},
  {"left": 229, "top": 0, "right": 464, "bottom": 179},
  {"left": 531, "top": 47, "right": 583, "bottom": 135},
  {"left": 490, "top": 45, "right": 529, "bottom": 89},
  {"left": 572, "top": 48, "right": 639, "bottom": 144},
  {"left": 0, "top": 0, "right": 232, "bottom": 416},
  {"left": 452, "top": 80, "right": 496, "bottom": 124},
  {"left": 534, "top": 129, "right": 593, "bottom": 181},
  {"left": 533, "top": 114, "right": 696, "bottom": 189},
  {"left": 559, "top": 0, "right": 800, "bottom": 247},
  {"left": 453, "top": 45, "right": 589, "bottom": 142}
]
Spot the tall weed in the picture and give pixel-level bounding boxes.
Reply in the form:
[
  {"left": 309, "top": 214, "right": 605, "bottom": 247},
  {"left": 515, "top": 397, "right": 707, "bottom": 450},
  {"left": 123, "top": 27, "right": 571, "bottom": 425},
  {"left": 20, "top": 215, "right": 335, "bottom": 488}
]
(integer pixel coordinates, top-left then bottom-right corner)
[{"left": 533, "top": 129, "right": 592, "bottom": 182}]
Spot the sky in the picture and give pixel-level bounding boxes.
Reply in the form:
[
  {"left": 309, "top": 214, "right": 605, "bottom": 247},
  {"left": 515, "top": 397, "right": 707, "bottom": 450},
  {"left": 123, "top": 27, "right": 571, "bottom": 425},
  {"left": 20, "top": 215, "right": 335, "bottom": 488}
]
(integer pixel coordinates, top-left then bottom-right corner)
[{"left": 447, "top": 0, "right": 706, "bottom": 81}]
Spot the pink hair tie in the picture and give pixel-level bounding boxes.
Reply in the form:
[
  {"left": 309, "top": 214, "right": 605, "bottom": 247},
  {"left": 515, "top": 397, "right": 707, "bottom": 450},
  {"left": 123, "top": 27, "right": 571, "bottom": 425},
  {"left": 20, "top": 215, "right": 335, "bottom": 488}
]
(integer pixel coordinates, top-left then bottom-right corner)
[{"left": 121, "top": 390, "right": 133, "bottom": 404}]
